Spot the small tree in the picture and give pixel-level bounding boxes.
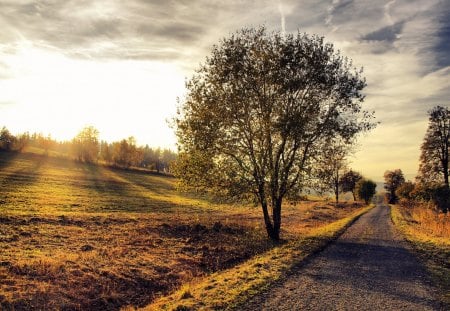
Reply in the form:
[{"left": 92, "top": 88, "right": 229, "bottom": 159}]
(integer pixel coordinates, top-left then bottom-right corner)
[
  {"left": 175, "top": 27, "right": 375, "bottom": 240},
  {"left": 417, "top": 106, "right": 449, "bottom": 187},
  {"left": 356, "top": 179, "right": 376, "bottom": 205},
  {"left": 313, "top": 140, "right": 349, "bottom": 204},
  {"left": 339, "top": 170, "right": 363, "bottom": 201},
  {"left": 384, "top": 169, "right": 405, "bottom": 204}
]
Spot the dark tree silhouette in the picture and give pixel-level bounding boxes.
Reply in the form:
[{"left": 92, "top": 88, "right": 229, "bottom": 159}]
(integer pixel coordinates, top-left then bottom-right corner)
[
  {"left": 356, "top": 179, "right": 377, "bottom": 204},
  {"left": 175, "top": 27, "right": 375, "bottom": 240},
  {"left": 339, "top": 169, "right": 363, "bottom": 201},
  {"left": 418, "top": 106, "right": 449, "bottom": 188},
  {"left": 384, "top": 169, "right": 405, "bottom": 204}
]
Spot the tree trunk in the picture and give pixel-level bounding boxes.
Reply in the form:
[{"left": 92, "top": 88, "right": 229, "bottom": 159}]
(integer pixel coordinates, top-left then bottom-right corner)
[
  {"left": 352, "top": 191, "right": 356, "bottom": 201},
  {"left": 258, "top": 184, "right": 276, "bottom": 240},
  {"left": 271, "top": 197, "right": 282, "bottom": 241},
  {"left": 444, "top": 160, "right": 449, "bottom": 187}
]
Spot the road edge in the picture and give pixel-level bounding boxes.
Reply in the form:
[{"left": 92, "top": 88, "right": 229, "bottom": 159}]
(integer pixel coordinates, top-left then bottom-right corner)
[{"left": 144, "top": 204, "right": 374, "bottom": 311}]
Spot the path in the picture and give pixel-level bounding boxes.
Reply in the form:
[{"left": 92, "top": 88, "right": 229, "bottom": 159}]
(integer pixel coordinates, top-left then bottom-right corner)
[{"left": 242, "top": 203, "right": 441, "bottom": 310}]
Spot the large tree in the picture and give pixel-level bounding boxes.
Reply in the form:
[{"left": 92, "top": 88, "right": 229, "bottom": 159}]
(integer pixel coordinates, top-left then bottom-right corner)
[
  {"left": 175, "top": 27, "right": 375, "bottom": 240},
  {"left": 384, "top": 169, "right": 405, "bottom": 204},
  {"left": 418, "top": 106, "right": 449, "bottom": 187}
]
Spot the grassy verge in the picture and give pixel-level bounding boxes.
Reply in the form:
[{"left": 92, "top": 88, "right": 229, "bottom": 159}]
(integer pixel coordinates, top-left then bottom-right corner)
[
  {"left": 390, "top": 205, "right": 450, "bottom": 308},
  {"left": 144, "top": 205, "right": 373, "bottom": 311}
]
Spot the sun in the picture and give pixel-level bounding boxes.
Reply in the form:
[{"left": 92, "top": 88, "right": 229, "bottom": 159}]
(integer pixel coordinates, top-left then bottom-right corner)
[{"left": 0, "top": 42, "right": 185, "bottom": 148}]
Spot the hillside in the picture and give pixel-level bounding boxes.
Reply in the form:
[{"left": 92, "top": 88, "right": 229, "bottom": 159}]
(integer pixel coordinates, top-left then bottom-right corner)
[{"left": 0, "top": 151, "right": 367, "bottom": 310}]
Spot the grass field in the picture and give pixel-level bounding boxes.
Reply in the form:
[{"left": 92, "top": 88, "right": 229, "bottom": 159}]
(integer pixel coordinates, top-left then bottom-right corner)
[
  {"left": 391, "top": 204, "right": 450, "bottom": 307},
  {"left": 0, "top": 151, "right": 367, "bottom": 310}
]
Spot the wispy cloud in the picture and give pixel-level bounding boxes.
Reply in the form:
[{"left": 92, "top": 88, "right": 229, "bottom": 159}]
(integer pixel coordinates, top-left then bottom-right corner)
[{"left": 277, "top": 0, "right": 286, "bottom": 34}]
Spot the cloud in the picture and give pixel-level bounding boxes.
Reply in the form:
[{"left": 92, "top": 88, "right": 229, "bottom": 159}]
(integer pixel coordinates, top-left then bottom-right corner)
[
  {"left": 0, "top": 0, "right": 448, "bottom": 181},
  {"left": 361, "top": 22, "right": 404, "bottom": 43}
]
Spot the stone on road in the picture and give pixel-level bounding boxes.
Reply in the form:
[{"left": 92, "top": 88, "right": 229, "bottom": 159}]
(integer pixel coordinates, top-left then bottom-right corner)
[{"left": 243, "top": 204, "right": 441, "bottom": 310}]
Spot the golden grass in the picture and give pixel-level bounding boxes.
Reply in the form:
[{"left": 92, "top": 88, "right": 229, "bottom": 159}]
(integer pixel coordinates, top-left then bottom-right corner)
[
  {"left": 0, "top": 151, "right": 370, "bottom": 310},
  {"left": 145, "top": 205, "right": 373, "bottom": 311},
  {"left": 391, "top": 204, "right": 450, "bottom": 307}
]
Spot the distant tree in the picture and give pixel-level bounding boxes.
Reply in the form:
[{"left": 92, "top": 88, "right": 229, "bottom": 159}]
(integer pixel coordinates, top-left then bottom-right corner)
[
  {"left": 161, "top": 149, "right": 177, "bottom": 173},
  {"left": 313, "top": 140, "right": 349, "bottom": 204},
  {"left": 0, "top": 126, "right": 15, "bottom": 151},
  {"left": 356, "top": 179, "right": 377, "bottom": 205},
  {"left": 417, "top": 106, "right": 449, "bottom": 188},
  {"left": 339, "top": 170, "right": 363, "bottom": 201},
  {"left": 99, "top": 140, "right": 113, "bottom": 164},
  {"left": 175, "top": 27, "right": 375, "bottom": 240},
  {"left": 72, "top": 126, "right": 99, "bottom": 163},
  {"left": 14, "top": 132, "right": 30, "bottom": 152},
  {"left": 395, "top": 181, "right": 415, "bottom": 202},
  {"left": 384, "top": 169, "right": 405, "bottom": 204}
]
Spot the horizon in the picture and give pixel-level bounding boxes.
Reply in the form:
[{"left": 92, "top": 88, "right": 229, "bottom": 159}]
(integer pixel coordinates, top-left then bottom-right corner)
[{"left": 1, "top": 0, "right": 449, "bottom": 181}]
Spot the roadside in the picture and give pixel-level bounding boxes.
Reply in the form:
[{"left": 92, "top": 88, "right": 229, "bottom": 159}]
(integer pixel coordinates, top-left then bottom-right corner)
[
  {"left": 143, "top": 205, "right": 373, "bottom": 310},
  {"left": 391, "top": 204, "right": 450, "bottom": 308},
  {"left": 240, "top": 203, "right": 441, "bottom": 310}
]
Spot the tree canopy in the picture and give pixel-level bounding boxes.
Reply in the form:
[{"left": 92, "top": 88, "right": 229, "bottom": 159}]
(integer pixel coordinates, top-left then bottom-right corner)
[
  {"left": 418, "top": 105, "right": 449, "bottom": 187},
  {"left": 356, "top": 179, "right": 377, "bottom": 205},
  {"left": 175, "top": 27, "right": 375, "bottom": 240},
  {"left": 339, "top": 169, "right": 363, "bottom": 201},
  {"left": 384, "top": 169, "right": 405, "bottom": 204}
]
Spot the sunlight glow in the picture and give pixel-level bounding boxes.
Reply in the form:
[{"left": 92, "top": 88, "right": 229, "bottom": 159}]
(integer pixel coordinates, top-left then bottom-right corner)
[{"left": 0, "top": 42, "right": 185, "bottom": 148}]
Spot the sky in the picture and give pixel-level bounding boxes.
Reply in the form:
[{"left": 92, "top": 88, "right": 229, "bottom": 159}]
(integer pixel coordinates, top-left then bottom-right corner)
[{"left": 0, "top": 0, "right": 449, "bottom": 181}]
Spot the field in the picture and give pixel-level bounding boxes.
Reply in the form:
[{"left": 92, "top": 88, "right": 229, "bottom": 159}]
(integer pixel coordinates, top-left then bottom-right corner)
[
  {"left": 0, "top": 151, "right": 366, "bottom": 310},
  {"left": 391, "top": 204, "right": 450, "bottom": 307}
]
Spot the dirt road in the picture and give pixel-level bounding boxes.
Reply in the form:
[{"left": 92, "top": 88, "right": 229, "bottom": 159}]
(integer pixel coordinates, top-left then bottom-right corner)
[{"left": 242, "top": 204, "right": 442, "bottom": 310}]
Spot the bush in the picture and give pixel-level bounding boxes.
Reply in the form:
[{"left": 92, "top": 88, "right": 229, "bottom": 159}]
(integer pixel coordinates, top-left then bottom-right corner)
[
  {"left": 412, "top": 184, "right": 449, "bottom": 213},
  {"left": 396, "top": 181, "right": 415, "bottom": 204},
  {"left": 431, "top": 186, "right": 450, "bottom": 213}
]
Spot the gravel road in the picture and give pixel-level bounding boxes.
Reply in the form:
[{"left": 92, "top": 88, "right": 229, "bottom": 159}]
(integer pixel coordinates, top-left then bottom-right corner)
[{"left": 242, "top": 203, "right": 442, "bottom": 310}]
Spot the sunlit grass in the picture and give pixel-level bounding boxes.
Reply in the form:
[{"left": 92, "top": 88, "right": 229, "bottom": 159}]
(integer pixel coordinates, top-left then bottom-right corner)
[
  {"left": 146, "top": 205, "right": 373, "bottom": 311},
  {"left": 0, "top": 151, "right": 370, "bottom": 309},
  {"left": 391, "top": 205, "right": 450, "bottom": 307}
]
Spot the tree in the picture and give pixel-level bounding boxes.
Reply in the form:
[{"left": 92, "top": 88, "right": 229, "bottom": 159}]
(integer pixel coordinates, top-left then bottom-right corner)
[
  {"left": 0, "top": 126, "right": 15, "bottom": 151},
  {"left": 339, "top": 169, "right": 363, "bottom": 201},
  {"left": 384, "top": 169, "right": 405, "bottom": 204},
  {"left": 418, "top": 106, "right": 449, "bottom": 187},
  {"left": 395, "top": 181, "right": 415, "bottom": 202},
  {"left": 313, "top": 140, "right": 349, "bottom": 204},
  {"left": 356, "top": 179, "right": 376, "bottom": 204},
  {"left": 175, "top": 27, "right": 375, "bottom": 240},
  {"left": 72, "top": 126, "right": 99, "bottom": 163}
]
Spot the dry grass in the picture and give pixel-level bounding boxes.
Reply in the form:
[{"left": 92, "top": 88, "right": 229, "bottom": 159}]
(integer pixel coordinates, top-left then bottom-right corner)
[
  {"left": 391, "top": 204, "right": 450, "bottom": 307},
  {"left": 146, "top": 205, "right": 373, "bottom": 311},
  {"left": 0, "top": 151, "right": 368, "bottom": 310}
]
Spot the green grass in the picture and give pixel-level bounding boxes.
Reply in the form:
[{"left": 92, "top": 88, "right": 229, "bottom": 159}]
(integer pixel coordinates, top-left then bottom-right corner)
[{"left": 391, "top": 205, "right": 450, "bottom": 308}]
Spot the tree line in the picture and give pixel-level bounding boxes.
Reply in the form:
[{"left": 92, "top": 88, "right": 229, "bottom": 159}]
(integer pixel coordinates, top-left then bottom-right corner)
[
  {"left": 0, "top": 125, "right": 177, "bottom": 173},
  {"left": 383, "top": 105, "right": 449, "bottom": 213}
]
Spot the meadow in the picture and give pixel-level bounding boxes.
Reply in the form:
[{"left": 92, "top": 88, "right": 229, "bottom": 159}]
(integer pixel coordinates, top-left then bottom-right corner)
[{"left": 0, "top": 151, "right": 366, "bottom": 310}]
